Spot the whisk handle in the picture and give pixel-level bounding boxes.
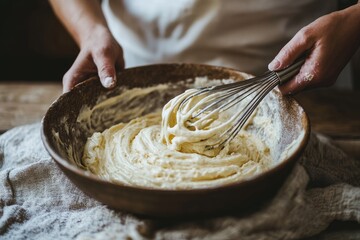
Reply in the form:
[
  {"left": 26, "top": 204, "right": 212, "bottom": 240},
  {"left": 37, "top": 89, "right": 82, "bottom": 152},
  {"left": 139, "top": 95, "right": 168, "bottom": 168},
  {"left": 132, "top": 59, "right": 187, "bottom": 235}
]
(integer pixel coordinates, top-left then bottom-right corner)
[{"left": 275, "top": 56, "right": 306, "bottom": 85}]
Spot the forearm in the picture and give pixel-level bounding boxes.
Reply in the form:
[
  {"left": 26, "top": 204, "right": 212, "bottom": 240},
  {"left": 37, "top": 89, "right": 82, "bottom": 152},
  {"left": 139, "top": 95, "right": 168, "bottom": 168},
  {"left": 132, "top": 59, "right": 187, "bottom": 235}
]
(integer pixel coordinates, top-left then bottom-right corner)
[
  {"left": 49, "top": 0, "right": 109, "bottom": 47},
  {"left": 342, "top": 1, "right": 360, "bottom": 25}
]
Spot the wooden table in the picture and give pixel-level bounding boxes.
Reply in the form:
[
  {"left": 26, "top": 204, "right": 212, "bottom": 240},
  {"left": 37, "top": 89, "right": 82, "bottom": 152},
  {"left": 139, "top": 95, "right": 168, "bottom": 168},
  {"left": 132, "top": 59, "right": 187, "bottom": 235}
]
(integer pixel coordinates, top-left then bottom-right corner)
[
  {"left": 295, "top": 89, "right": 360, "bottom": 159},
  {"left": 1, "top": 82, "right": 359, "bottom": 158},
  {"left": 0, "top": 82, "right": 62, "bottom": 133}
]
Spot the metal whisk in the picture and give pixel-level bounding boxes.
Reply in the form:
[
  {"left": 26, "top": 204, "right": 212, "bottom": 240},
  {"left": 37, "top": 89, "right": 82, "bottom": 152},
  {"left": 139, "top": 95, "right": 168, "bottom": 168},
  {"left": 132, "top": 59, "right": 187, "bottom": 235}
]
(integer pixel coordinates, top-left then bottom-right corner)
[{"left": 178, "top": 57, "right": 305, "bottom": 151}]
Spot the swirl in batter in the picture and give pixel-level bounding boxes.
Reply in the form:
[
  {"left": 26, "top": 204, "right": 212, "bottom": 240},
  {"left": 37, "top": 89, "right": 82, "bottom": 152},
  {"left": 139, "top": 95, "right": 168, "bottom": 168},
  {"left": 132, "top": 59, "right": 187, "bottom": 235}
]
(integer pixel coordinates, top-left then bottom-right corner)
[{"left": 82, "top": 82, "right": 272, "bottom": 190}]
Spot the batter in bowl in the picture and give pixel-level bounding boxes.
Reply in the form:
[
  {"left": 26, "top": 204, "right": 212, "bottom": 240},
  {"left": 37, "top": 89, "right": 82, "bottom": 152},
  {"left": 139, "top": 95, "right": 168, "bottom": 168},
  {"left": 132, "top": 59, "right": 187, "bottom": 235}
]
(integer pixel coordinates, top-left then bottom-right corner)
[{"left": 82, "top": 78, "right": 272, "bottom": 190}]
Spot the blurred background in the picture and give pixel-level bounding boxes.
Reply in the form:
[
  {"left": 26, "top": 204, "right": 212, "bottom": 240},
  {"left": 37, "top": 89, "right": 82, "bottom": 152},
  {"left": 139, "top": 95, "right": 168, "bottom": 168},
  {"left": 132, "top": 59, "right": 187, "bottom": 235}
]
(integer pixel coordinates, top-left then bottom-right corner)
[
  {"left": 0, "top": 0, "right": 359, "bottom": 86},
  {"left": 0, "top": 0, "right": 77, "bottom": 82}
]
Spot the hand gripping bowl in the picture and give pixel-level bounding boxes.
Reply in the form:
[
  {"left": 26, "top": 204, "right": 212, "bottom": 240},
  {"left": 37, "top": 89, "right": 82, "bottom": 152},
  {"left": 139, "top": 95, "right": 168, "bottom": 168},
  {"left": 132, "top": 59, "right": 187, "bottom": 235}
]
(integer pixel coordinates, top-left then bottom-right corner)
[{"left": 41, "top": 64, "right": 310, "bottom": 218}]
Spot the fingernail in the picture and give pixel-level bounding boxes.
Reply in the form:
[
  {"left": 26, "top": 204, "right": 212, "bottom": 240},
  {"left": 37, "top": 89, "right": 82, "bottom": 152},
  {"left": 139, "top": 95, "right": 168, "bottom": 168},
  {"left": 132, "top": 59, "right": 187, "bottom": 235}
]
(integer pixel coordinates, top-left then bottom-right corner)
[
  {"left": 103, "top": 76, "right": 115, "bottom": 88},
  {"left": 268, "top": 59, "right": 281, "bottom": 71}
]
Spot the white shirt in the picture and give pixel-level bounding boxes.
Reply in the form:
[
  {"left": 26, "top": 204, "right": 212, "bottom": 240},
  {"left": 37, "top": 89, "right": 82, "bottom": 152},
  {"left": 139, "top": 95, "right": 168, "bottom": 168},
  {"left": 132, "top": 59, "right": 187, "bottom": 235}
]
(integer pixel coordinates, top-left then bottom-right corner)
[{"left": 102, "top": 0, "right": 352, "bottom": 87}]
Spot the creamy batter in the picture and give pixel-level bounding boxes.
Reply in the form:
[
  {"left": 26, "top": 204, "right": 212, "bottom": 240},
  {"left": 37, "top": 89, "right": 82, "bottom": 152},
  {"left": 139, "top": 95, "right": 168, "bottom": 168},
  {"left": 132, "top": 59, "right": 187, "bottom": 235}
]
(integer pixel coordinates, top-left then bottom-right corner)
[
  {"left": 161, "top": 88, "right": 247, "bottom": 157},
  {"left": 82, "top": 79, "right": 272, "bottom": 190}
]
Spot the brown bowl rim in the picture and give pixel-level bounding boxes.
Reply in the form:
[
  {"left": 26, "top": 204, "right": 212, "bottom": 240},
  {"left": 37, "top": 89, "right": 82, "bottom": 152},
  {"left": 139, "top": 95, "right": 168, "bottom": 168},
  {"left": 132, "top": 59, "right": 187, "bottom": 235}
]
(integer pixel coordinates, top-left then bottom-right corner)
[{"left": 41, "top": 63, "right": 311, "bottom": 194}]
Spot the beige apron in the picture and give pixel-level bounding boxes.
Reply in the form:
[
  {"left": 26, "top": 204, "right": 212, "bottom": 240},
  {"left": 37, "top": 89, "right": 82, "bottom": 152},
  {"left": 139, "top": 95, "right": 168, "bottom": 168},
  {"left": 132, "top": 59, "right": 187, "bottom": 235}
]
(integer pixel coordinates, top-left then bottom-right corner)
[{"left": 102, "top": 0, "right": 351, "bottom": 87}]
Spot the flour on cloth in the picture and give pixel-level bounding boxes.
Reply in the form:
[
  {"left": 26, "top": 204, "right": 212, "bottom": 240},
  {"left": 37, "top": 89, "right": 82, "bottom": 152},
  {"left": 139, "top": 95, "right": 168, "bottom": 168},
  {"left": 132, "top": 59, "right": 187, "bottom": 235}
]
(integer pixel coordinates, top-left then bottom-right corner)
[{"left": 1, "top": 123, "right": 360, "bottom": 239}]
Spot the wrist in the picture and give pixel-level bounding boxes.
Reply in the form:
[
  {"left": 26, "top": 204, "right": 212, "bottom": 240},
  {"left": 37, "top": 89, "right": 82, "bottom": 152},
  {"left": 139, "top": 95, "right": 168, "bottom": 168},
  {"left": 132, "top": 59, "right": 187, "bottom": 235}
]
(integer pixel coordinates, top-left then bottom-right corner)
[
  {"left": 339, "top": 3, "right": 360, "bottom": 37},
  {"left": 341, "top": 2, "right": 360, "bottom": 19}
]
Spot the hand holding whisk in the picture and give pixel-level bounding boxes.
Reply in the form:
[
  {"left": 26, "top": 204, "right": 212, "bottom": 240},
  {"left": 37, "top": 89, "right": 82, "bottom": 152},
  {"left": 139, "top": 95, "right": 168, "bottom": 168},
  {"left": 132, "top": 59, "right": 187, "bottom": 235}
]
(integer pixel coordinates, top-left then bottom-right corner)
[{"left": 161, "top": 56, "right": 306, "bottom": 156}]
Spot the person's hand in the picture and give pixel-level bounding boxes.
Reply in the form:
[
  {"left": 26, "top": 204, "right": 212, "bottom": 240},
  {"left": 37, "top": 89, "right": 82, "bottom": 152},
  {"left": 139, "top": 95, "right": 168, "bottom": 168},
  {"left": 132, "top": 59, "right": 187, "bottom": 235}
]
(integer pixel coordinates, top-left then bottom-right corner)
[
  {"left": 268, "top": 4, "right": 360, "bottom": 95},
  {"left": 63, "top": 27, "right": 125, "bottom": 92}
]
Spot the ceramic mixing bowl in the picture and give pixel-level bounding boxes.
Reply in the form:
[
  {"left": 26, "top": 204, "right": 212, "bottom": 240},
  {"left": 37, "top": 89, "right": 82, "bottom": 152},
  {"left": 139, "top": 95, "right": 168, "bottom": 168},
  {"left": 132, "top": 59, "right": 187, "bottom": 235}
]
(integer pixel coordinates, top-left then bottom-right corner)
[{"left": 41, "top": 64, "right": 310, "bottom": 218}]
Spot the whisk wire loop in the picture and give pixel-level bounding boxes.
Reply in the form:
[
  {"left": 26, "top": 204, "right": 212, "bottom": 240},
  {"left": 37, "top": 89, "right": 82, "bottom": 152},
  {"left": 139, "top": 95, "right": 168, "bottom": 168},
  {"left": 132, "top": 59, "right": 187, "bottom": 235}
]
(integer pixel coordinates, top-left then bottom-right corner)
[
  {"left": 176, "top": 56, "right": 306, "bottom": 152},
  {"left": 205, "top": 73, "right": 279, "bottom": 150}
]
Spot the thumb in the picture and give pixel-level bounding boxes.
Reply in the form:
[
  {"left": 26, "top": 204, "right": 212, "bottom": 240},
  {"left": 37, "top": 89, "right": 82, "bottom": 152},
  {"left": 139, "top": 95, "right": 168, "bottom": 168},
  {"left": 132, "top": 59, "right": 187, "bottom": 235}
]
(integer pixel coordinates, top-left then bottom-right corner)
[
  {"left": 268, "top": 28, "right": 314, "bottom": 71},
  {"left": 94, "top": 55, "right": 117, "bottom": 88}
]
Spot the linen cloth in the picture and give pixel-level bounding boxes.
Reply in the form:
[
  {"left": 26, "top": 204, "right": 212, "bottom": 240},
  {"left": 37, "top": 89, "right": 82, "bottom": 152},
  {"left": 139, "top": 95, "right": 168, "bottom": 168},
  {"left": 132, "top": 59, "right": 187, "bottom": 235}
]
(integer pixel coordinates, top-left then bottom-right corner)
[{"left": 0, "top": 123, "right": 359, "bottom": 240}]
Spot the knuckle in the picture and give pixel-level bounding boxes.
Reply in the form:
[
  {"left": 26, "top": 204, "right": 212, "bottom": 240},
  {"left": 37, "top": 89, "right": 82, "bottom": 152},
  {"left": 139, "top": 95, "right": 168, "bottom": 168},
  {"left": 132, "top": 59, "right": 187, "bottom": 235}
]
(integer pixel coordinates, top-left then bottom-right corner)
[
  {"left": 278, "top": 47, "right": 294, "bottom": 65},
  {"left": 92, "top": 46, "right": 117, "bottom": 72},
  {"left": 62, "top": 68, "right": 82, "bottom": 87},
  {"left": 297, "top": 27, "right": 312, "bottom": 45},
  {"left": 94, "top": 45, "right": 112, "bottom": 58},
  {"left": 99, "top": 64, "right": 114, "bottom": 75},
  {"left": 63, "top": 69, "right": 76, "bottom": 80},
  {"left": 282, "top": 47, "right": 292, "bottom": 58}
]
